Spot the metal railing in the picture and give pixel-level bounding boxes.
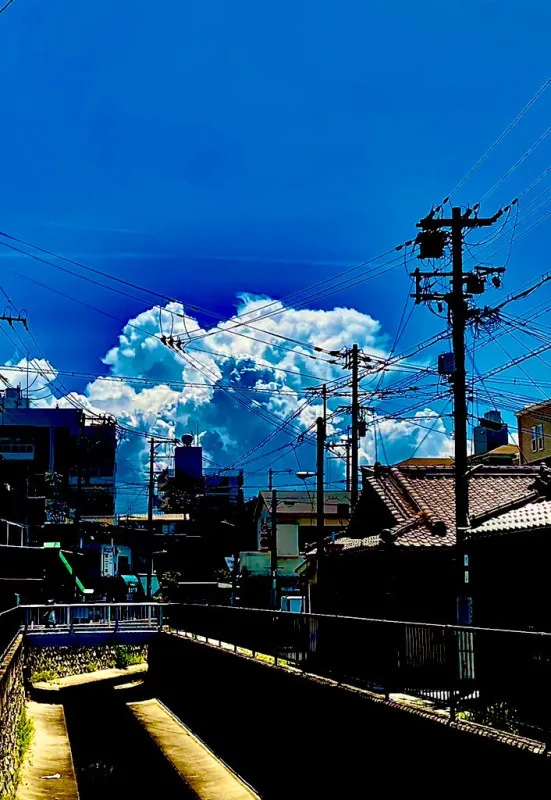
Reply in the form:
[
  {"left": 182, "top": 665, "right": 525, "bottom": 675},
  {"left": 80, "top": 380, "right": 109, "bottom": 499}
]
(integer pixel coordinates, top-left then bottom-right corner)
[
  {"left": 0, "top": 606, "right": 23, "bottom": 662},
  {"left": 22, "top": 603, "right": 165, "bottom": 633},
  {"left": 168, "top": 604, "right": 551, "bottom": 741}
]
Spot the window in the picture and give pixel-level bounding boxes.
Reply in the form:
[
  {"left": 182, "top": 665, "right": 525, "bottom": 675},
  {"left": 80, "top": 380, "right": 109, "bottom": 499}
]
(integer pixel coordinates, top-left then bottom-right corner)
[{"left": 531, "top": 423, "right": 544, "bottom": 452}]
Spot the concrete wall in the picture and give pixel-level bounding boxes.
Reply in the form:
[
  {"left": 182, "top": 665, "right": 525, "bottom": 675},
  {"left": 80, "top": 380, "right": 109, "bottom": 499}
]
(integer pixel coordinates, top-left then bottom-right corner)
[
  {"left": 0, "top": 636, "right": 25, "bottom": 800},
  {"left": 150, "top": 632, "right": 551, "bottom": 799},
  {"left": 26, "top": 644, "right": 147, "bottom": 681}
]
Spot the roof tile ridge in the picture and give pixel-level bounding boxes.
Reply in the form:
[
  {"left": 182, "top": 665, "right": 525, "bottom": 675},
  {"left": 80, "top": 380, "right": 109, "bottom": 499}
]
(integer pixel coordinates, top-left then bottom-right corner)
[{"left": 388, "top": 466, "right": 442, "bottom": 530}]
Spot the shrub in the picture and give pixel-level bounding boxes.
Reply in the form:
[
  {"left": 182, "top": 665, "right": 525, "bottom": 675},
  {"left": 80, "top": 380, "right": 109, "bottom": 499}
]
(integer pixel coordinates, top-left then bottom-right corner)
[
  {"left": 30, "top": 668, "right": 59, "bottom": 684},
  {"left": 114, "top": 645, "right": 146, "bottom": 669}
]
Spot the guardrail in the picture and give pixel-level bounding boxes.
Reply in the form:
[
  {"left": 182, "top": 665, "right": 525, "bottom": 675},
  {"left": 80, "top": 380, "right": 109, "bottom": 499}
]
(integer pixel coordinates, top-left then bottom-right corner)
[
  {"left": 0, "top": 606, "right": 23, "bottom": 662},
  {"left": 22, "top": 603, "right": 166, "bottom": 633},
  {"left": 167, "top": 604, "right": 551, "bottom": 741}
]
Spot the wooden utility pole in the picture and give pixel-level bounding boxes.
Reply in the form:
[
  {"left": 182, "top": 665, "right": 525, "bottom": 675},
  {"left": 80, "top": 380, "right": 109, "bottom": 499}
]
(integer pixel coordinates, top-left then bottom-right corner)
[
  {"left": 414, "top": 204, "right": 504, "bottom": 622},
  {"left": 268, "top": 468, "right": 273, "bottom": 492}
]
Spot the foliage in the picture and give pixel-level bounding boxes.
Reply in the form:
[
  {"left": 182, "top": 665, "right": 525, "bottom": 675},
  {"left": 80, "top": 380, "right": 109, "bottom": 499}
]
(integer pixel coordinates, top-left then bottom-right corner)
[
  {"left": 159, "top": 570, "right": 184, "bottom": 601},
  {"left": 114, "top": 646, "right": 146, "bottom": 669},
  {"left": 458, "top": 700, "right": 520, "bottom": 734},
  {"left": 2, "top": 707, "right": 36, "bottom": 800},
  {"left": 16, "top": 708, "right": 34, "bottom": 762},
  {"left": 29, "top": 668, "right": 59, "bottom": 684},
  {"left": 85, "top": 660, "right": 100, "bottom": 673},
  {"left": 212, "top": 567, "right": 232, "bottom": 583}
]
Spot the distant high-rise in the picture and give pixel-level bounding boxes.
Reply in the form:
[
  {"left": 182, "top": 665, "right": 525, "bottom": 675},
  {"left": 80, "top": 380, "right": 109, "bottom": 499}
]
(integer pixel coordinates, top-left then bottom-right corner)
[{"left": 473, "top": 410, "right": 508, "bottom": 456}]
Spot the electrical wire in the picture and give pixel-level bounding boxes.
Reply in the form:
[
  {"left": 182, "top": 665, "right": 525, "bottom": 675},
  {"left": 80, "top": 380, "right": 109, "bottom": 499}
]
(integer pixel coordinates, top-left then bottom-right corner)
[{"left": 442, "top": 78, "right": 551, "bottom": 205}]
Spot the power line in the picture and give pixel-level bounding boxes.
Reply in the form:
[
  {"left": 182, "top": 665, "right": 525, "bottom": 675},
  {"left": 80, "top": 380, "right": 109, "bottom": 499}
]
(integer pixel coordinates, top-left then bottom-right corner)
[
  {"left": 442, "top": 78, "right": 551, "bottom": 205},
  {"left": 478, "top": 125, "right": 551, "bottom": 204},
  {"left": 0, "top": 0, "right": 16, "bottom": 14}
]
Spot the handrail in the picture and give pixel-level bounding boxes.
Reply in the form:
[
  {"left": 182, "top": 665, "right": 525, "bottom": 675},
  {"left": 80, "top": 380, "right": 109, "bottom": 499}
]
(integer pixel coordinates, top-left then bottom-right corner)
[
  {"left": 176, "top": 603, "right": 551, "bottom": 638},
  {"left": 0, "top": 605, "right": 20, "bottom": 617},
  {"left": 20, "top": 602, "right": 168, "bottom": 609}
]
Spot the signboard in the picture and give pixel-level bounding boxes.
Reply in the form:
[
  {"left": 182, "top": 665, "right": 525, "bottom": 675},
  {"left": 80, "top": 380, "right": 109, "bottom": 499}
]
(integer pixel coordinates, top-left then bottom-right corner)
[{"left": 101, "top": 545, "right": 115, "bottom": 577}]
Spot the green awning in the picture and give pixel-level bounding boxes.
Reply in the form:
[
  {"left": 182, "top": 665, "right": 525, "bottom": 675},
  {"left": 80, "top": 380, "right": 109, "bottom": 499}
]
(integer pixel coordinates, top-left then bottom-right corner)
[{"left": 120, "top": 574, "right": 140, "bottom": 587}]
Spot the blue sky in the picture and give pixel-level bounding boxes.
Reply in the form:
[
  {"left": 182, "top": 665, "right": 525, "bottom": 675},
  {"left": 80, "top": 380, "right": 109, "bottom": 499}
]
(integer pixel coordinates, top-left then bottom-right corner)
[{"left": 0, "top": 1, "right": 549, "bottom": 506}]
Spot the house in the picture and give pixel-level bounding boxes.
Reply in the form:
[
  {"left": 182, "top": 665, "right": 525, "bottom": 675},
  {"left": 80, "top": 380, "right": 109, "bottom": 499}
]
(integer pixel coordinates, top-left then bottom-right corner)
[
  {"left": 471, "top": 443, "right": 519, "bottom": 466},
  {"left": 465, "top": 495, "right": 551, "bottom": 629},
  {"left": 516, "top": 400, "right": 551, "bottom": 464},
  {"left": 318, "top": 463, "right": 543, "bottom": 624},
  {"left": 238, "top": 491, "right": 351, "bottom": 608},
  {"left": 253, "top": 490, "right": 351, "bottom": 553}
]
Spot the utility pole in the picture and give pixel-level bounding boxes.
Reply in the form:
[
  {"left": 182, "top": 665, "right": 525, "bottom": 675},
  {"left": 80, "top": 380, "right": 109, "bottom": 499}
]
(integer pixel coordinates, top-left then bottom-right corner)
[
  {"left": 268, "top": 468, "right": 273, "bottom": 492},
  {"left": 73, "top": 412, "right": 86, "bottom": 598},
  {"left": 270, "top": 488, "right": 278, "bottom": 610},
  {"left": 147, "top": 437, "right": 155, "bottom": 600},
  {"left": 414, "top": 204, "right": 505, "bottom": 622},
  {"left": 450, "top": 206, "right": 469, "bottom": 542},
  {"left": 345, "top": 439, "right": 351, "bottom": 492},
  {"left": 316, "top": 415, "right": 325, "bottom": 610},
  {"left": 350, "top": 344, "right": 360, "bottom": 508}
]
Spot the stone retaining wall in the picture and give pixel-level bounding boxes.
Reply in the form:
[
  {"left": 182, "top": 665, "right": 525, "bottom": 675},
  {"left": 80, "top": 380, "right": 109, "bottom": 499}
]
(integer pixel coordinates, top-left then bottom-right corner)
[
  {"left": 26, "top": 644, "right": 147, "bottom": 682},
  {"left": 0, "top": 636, "right": 25, "bottom": 800}
]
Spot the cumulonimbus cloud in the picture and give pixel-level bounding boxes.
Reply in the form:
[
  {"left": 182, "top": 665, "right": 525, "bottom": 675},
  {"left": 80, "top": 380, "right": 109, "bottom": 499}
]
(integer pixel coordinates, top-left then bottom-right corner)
[{"left": 2, "top": 295, "right": 451, "bottom": 511}]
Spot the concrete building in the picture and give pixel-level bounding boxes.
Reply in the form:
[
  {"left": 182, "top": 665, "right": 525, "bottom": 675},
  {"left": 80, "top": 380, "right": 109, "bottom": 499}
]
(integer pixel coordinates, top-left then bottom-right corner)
[
  {"left": 0, "top": 387, "right": 117, "bottom": 523},
  {"left": 473, "top": 410, "right": 508, "bottom": 456}
]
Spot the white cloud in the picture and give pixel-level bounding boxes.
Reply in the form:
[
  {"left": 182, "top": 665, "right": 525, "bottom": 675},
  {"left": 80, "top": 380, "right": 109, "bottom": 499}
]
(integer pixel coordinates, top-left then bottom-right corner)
[{"left": 0, "top": 296, "right": 452, "bottom": 510}]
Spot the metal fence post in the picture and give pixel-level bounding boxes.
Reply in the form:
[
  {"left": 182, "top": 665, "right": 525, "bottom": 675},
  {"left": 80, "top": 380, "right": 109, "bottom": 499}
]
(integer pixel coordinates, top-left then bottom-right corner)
[{"left": 447, "top": 625, "right": 457, "bottom": 723}]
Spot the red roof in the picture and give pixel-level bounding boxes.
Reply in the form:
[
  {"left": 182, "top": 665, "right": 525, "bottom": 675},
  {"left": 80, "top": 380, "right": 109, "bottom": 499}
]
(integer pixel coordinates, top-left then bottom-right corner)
[{"left": 350, "top": 465, "right": 541, "bottom": 548}]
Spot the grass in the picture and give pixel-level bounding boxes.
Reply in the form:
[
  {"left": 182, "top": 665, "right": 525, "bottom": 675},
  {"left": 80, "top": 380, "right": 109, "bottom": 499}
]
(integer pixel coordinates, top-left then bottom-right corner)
[
  {"left": 114, "top": 646, "right": 147, "bottom": 669},
  {"left": 457, "top": 701, "right": 520, "bottom": 734},
  {"left": 1, "top": 706, "right": 36, "bottom": 800},
  {"left": 17, "top": 708, "right": 34, "bottom": 762},
  {"left": 29, "top": 668, "right": 59, "bottom": 684}
]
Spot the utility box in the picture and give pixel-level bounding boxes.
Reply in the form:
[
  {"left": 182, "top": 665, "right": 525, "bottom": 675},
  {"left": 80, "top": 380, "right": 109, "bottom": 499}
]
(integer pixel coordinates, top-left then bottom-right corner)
[{"left": 438, "top": 352, "right": 455, "bottom": 377}]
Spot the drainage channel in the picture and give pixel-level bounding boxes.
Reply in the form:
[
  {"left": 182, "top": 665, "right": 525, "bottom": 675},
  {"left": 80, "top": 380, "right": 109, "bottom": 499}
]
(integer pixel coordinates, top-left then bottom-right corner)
[{"left": 60, "top": 678, "right": 196, "bottom": 799}]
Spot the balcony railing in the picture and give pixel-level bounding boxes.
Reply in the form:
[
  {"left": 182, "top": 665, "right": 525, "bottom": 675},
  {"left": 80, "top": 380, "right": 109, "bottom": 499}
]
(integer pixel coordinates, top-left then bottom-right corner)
[{"left": 167, "top": 604, "right": 551, "bottom": 742}]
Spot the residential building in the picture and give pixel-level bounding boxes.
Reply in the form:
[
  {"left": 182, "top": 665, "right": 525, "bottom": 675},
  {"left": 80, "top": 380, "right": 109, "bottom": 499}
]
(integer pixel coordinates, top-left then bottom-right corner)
[
  {"left": 316, "top": 463, "right": 542, "bottom": 624},
  {"left": 238, "top": 490, "right": 351, "bottom": 608},
  {"left": 254, "top": 490, "right": 351, "bottom": 553},
  {"left": 471, "top": 443, "right": 519, "bottom": 466},
  {"left": 516, "top": 400, "right": 551, "bottom": 464}
]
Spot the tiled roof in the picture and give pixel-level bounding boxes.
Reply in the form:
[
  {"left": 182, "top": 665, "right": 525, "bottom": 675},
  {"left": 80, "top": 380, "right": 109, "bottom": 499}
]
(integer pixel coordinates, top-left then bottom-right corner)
[
  {"left": 473, "top": 499, "right": 551, "bottom": 536},
  {"left": 351, "top": 465, "right": 541, "bottom": 548},
  {"left": 397, "top": 457, "right": 454, "bottom": 467}
]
